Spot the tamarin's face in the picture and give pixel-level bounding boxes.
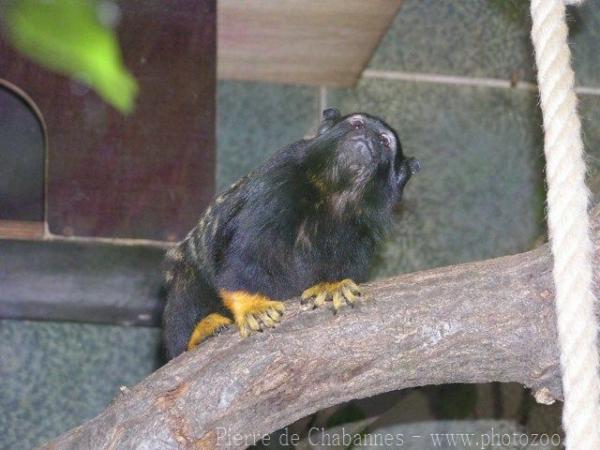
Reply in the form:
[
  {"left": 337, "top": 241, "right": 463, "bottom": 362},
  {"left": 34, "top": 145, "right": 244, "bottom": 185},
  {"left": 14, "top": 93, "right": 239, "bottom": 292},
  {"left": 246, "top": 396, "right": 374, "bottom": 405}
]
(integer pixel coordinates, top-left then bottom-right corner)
[{"left": 311, "top": 108, "right": 420, "bottom": 210}]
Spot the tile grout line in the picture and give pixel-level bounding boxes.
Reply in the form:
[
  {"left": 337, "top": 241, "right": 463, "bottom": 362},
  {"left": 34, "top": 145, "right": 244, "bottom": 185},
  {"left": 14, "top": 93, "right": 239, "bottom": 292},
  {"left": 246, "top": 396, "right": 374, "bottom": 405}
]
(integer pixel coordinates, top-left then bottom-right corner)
[
  {"left": 319, "top": 85, "right": 328, "bottom": 113},
  {"left": 575, "top": 86, "right": 600, "bottom": 96},
  {"left": 363, "top": 69, "right": 600, "bottom": 96}
]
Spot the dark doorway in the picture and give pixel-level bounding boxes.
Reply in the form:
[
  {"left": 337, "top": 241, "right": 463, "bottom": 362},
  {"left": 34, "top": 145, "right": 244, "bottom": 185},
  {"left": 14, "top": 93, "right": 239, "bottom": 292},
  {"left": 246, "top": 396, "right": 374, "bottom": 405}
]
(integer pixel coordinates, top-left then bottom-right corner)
[{"left": 0, "top": 81, "right": 45, "bottom": 237}]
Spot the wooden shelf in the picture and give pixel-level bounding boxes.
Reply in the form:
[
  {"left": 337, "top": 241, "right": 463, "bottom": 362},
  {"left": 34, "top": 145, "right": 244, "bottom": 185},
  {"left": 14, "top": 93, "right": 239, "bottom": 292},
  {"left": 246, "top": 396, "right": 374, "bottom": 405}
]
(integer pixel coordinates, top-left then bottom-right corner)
[{"left": 217, "top": 0, "right": 403, "bottom": 87}]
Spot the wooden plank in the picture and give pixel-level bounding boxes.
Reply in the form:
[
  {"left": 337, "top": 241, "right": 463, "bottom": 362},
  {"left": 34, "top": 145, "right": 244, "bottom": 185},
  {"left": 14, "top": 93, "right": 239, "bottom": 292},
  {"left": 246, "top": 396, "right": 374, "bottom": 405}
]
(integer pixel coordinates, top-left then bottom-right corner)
[
  {"left": 0, "top": 0, "right": 216, "bottom": 241},
  {"left": 218, "top": 0, "right": 403, "bottom": 86},
  {"left": 0, "top": 239, "right": 165, "bottom": 327},
  {"left": 0, "top": 220, "right": 44, "bottom": 239}
]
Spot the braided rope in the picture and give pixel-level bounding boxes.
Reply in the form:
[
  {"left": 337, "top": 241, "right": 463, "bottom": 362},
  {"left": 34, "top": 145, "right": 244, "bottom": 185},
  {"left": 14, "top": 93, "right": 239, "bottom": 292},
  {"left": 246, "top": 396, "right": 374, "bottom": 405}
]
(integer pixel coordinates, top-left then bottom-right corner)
[{"left": 530, "top": 0, "right": 600, "bottom": 448}]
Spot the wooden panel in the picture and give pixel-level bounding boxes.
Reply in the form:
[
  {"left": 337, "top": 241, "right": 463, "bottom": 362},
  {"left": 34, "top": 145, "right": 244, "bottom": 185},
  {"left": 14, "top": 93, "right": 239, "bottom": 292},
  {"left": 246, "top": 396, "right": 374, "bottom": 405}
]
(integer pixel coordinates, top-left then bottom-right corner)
[
  {"left": 0, "top": 0, "right": 216, "bottom": 241},
  {"left": 0, "top": 220, "right": 44, "bottom": 240},
  {"left": 0, "top": 239, "right": 164, "bottom": 326},
  {"left": 218, "top": 0, "right": 403, "bottom": 87}
]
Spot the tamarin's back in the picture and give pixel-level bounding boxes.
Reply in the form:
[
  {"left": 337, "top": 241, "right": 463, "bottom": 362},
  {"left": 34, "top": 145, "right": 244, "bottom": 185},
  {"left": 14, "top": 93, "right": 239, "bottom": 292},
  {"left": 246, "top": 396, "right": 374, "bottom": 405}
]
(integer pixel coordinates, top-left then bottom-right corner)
[{"left": 163, "top": 108, "right": 420, "bottom": 359}]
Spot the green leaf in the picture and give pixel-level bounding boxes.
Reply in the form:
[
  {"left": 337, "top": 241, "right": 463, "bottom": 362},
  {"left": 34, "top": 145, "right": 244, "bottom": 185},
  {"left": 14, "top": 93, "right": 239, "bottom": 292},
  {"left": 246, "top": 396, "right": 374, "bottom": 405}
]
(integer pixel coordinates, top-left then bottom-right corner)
[{"left": 4, "top": 0, "right": 138, "bottom": 113}]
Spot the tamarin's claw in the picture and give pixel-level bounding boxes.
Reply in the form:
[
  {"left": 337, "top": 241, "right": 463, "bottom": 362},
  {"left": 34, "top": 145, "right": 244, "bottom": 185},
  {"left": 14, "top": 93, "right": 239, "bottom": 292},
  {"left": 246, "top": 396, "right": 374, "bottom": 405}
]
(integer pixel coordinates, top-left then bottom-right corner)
[
  {"left": 220, "top": 290, "right": 285, "bottom": 338},
  {"left": 301, "top": 279, "right": 364, "bottom": 312},
  {"left": 187, "top": 313, "right": 233, "bottom": 351}
]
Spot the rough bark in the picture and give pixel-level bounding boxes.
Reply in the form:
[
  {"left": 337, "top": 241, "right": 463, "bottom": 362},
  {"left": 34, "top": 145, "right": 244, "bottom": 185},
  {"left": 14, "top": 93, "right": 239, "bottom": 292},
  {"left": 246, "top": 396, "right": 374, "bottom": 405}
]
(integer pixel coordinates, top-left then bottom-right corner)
[{"left": 35, "top": 208, "right": 600, "bottom": 450}]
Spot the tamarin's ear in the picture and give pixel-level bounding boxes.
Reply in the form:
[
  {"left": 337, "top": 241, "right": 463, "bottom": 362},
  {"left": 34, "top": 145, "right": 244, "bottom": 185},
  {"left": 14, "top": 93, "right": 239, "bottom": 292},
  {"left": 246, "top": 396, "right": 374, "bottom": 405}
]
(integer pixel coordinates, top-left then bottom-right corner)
[
  {"left": 318, "top": 107, "right": 341, "bottom": 135},
  {"left": 322, "top": 107, "right": 340, "bottom": 121}
]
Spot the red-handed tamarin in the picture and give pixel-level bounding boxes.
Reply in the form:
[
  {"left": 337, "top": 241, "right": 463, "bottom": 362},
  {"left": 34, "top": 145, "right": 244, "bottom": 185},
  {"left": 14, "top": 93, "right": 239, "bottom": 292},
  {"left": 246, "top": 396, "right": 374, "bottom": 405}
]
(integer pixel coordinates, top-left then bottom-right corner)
[{"left": 162, "top": 108, "right": 420, "bottom": 359}]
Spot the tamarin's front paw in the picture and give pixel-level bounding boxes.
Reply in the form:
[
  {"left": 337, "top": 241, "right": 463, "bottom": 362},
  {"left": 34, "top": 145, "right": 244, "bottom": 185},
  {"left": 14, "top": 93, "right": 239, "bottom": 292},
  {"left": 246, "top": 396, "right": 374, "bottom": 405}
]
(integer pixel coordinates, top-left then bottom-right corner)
[
  {"left": 187, "top": 313, "right": 233, "bottom": 351},
  {"left": 220, "top": 290, "right": 285, "bottom": 338},
  {"left": 301, "top": 279, "right": 364, "bottom": 312}
]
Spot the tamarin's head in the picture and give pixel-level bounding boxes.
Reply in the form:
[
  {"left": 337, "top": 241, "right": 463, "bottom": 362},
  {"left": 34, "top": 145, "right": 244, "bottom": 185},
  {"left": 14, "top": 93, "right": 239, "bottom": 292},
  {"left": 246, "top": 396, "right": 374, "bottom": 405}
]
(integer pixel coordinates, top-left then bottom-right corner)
[{"left": 307, "top": 108, "right": 420, "bottom": 213}]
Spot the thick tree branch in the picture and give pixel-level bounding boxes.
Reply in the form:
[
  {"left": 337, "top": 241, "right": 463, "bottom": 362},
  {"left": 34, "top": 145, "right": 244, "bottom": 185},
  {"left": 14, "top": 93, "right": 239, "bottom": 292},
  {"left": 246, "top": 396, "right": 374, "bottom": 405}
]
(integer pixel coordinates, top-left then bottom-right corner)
[{"left": 36, "top": 208, "right": 600, "bottom": 450}]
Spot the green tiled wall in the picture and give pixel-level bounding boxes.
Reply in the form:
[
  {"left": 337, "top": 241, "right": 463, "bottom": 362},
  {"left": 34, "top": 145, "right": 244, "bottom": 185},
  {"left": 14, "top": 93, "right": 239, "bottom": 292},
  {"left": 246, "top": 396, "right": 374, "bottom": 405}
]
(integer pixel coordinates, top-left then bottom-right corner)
[
  {"left": 0, "top": 321, "right": 162, "bottom": 450},
  {"left": 369, "top": 0, "right": 600, "bottom": 88},
  {"left": 369, "top": 0, "right": 534, "bottom": 81},
  {"left": 217, "top": 81, "right": 320, "bottom": 190}
]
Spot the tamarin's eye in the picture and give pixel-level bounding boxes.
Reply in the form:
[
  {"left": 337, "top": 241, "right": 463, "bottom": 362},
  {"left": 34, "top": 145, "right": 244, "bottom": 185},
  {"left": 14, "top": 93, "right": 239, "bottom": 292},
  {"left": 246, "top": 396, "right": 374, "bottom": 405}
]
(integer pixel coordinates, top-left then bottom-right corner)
[
  {"left": 350, "top": 118, "right": 364, "bottom": 129},
  {"left": 380, "top": 134, "right": 391, "bottom": 148}
]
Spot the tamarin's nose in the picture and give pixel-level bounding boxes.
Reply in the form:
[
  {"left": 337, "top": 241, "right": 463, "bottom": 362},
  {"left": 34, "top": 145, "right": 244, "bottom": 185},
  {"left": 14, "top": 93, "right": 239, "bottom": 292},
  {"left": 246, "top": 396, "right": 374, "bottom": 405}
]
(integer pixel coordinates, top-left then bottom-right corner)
[{"left": 407, "top": 157, "right": 421, "bottom": 175}]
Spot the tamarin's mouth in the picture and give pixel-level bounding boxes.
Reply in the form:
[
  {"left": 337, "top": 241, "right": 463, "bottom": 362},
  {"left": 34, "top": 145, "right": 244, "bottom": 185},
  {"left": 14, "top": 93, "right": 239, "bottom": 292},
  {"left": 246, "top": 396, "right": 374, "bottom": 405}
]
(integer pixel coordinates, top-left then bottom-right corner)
[{"left": 407, "top": 157, "right": 421, "bottom": 175}]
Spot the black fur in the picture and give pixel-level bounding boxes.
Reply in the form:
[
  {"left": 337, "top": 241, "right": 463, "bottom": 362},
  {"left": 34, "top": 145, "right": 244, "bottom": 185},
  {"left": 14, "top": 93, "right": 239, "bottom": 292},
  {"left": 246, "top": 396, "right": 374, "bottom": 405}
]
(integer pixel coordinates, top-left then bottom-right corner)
[{"left": 162, "top": 109, "right": 419, "bottom": 358}]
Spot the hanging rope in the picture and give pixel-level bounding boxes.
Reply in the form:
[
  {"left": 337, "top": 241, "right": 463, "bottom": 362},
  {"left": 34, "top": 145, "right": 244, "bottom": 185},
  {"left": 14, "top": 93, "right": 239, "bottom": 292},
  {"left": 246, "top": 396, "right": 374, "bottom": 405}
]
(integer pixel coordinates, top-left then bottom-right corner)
[{"left": 530, "top": 0, "right": 600, "bottom": 448}]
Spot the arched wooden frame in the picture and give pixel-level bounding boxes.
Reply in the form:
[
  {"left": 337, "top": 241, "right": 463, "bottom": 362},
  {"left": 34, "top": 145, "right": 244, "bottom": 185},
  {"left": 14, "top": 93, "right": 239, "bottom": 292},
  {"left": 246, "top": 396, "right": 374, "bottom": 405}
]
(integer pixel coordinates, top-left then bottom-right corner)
[{"left": 0, "top": 78, "right": 47, "bottom": 239}]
